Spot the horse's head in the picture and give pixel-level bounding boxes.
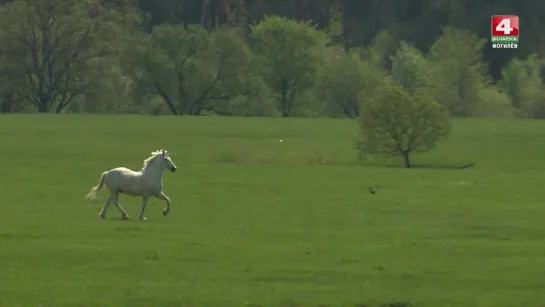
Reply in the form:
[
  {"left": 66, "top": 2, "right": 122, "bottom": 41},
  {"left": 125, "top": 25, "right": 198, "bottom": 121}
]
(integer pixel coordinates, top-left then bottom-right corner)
[{"left": 160, "top": 150, "right": 177, "bottom": 172}]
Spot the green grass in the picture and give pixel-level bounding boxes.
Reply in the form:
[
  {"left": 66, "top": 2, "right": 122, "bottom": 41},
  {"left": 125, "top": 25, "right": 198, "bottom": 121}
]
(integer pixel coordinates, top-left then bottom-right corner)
[{"left": 1, "top": 114, "right": 545, "bottom": 307}]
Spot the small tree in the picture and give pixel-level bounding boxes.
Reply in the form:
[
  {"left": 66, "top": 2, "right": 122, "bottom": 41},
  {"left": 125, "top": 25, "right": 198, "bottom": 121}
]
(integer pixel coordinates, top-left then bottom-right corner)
[
  {"left": 251, "top": 16, "right": 327, "bottom": 117},
  {"left": 357, "top": 81, "right": 451, "bottom": 168}
]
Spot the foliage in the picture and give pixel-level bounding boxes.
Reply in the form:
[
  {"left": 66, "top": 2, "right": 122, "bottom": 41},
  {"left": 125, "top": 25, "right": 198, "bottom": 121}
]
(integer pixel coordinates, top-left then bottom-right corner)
[
  {"left": 0, "top": 0, "right": 134, "bottom": 113},
  {"left": 473, "top": 85, "right": 515, "bottom": 118},
  {"left": 251, "top": 15, "right": 327, "bottom": 117},
  {"left": 123, "top": 24, "right": 261, "bottom": 115},
  {"left": 390, "top": 41, "right": 433, "bottom": 94},
  {"left": 359, "top": 29, "right": 398, "bottom": 70},
  {"left": 315, "top": 47, "right": 365, "bottom": 118},
  {"left": 500, "top": 54, "right": 545, "bottom": 118},
  {"left": 357, "top": 80, "right": 452, "bottom": 168},
  {"left": 67, "top": 63, "right": 133, "bottom": 114},
  {"left": 1, "top": 0, "right": 544, "bottom": 119},
  {"left": 428, "top": 27, "right": 488, "bottom": 117},
  {"left": 0, "top": 49, "right": 25, "bottom": 113},
  {"left": 314, "top": 44, "right": 389, "bottom": 119}
]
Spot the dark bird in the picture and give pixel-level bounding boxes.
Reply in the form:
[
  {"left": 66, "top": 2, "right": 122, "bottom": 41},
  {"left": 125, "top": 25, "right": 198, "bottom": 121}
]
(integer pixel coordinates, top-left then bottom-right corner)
[{"left": 369, "top": 187, "right": 375, "bottom": 194}]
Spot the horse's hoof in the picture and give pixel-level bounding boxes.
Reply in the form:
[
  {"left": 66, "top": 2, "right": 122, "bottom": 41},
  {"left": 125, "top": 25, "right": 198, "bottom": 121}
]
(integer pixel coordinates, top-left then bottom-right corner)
[
  {"left": 162, "top": 210, "right": 169, "bottom": 216},
  {"left": 99, "top": 214, "right": 106, "bottom": 219},
  {"left": 121, "top": 215, "right": 129, "bottom": 220},
  {"left": 138, "top": 217, "right": 146, "bottom": 221}
]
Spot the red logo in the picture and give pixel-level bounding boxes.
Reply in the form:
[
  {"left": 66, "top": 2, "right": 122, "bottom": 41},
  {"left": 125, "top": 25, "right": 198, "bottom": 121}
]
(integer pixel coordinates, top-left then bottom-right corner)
[{"left": 491, "top": 16, "right": 519, "bottom": 37}]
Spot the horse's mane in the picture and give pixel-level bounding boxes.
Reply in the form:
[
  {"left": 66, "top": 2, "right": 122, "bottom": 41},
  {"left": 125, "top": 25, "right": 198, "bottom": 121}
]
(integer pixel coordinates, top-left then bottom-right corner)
[{"left": 142, "top": 150, "right": 165, "bottom": 170}]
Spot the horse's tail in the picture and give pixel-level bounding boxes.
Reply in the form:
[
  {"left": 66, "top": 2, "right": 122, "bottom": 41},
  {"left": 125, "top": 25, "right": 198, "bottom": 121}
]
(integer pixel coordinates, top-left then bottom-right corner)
[{"left": 85, "top": 171, "right": 107, "bottom": 200}]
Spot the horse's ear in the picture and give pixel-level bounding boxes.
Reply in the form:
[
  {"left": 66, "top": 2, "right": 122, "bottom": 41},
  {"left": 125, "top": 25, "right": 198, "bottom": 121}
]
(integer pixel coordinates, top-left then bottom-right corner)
[{"left": 162, "top": 150, "right": 165, "bottom": 155}]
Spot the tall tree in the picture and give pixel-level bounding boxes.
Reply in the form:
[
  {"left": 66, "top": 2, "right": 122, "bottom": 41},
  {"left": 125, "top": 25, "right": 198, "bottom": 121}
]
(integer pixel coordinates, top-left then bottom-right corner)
[
  {"left": 124, "top": 25, "right": 257, "bottom": 115},
  {"left": 428, "top": 27, "right": 488, "bottom": 117},
  {"left": 390, "top": 41, "right": 433, "bottom": 94},
  {"left": 500, "top": 54, "right": 545, "bottom": 118},
  {"left": 251, "top": 16, "right": 326, "bottom": 117},
  {"left": 316, "top": 47, "right": 370, "bottom": 118},
  {"left": 0, "top": 0, "right": 133, "bottom": 113}
]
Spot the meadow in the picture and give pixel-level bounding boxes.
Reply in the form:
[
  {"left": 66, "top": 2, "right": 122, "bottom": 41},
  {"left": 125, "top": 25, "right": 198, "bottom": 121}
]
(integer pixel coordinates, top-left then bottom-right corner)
[{"left": 1, "top": 114, "right": 545, "bottom": 307}]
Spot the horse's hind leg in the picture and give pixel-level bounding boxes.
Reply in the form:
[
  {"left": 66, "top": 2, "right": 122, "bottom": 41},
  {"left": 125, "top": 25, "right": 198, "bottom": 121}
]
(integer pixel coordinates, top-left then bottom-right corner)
[
  {"left": 99, "top": 192, "right": 113, "bottom": 219},
  {"left": 113, "top": 192, "right": 129, "bottom": 220}
]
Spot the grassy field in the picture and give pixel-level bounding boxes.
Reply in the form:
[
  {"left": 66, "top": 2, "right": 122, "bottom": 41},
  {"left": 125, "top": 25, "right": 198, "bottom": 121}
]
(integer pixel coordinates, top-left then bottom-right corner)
[{"left": 1, "top": 114, "right": 545, "bottom": 307}]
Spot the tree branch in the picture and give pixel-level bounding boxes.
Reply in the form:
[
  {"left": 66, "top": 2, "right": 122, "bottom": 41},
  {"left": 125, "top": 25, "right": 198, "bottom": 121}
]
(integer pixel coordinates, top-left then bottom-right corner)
[
  {"left": 154, "top": 81, "right": 178, "bottom": 115},
  {"left": 175, "top": 71, "right": 188, "bottom": 111},
  {"left": 194, "top": 51, "right": 229, "bottom": 105},
  {"left": 56, "top": 79, "right": 88, "bottom": 113},
  {"left": 206, "top": 92, "right": 247, "bottom": 101},
  {"left": 285, "top": 80, "right": 297, "bottom": 116}
]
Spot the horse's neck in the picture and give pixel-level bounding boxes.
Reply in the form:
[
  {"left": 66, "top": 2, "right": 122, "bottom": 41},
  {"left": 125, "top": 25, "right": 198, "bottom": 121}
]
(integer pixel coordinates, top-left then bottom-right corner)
[{"left": 141, "top": 161, "right": 164, "bottom": 181}]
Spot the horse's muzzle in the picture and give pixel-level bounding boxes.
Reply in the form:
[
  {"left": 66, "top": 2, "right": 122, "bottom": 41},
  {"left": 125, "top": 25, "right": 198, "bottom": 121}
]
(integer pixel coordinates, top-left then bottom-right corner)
[{"left": 171, "top": 167, "right": 176, "bottom": 172}]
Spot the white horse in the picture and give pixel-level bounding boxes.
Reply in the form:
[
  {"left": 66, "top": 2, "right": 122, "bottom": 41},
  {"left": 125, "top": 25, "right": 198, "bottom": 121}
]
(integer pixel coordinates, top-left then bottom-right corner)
[{"left": 85, "top": 150, "right": 177, "bottom": 221}]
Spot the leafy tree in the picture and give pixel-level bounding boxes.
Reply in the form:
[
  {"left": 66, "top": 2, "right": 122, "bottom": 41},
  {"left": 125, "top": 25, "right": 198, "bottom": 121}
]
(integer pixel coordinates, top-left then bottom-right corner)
[
  {"left": 315, "top": 47, "right": 365, "bottom": 118},
  {"left": 0, "top": 0, "right": 133, "bottom": 113},
  {"left": 500, "top": 54, "right": 545, "bottom": 118},
  {"left": 428, "top": 27, "right": 488, "bottom": 117},
  {"left": 66, "top": 62, "right": 133, "bottom": 114},
  {"left": 359, "top": 29, "right": 398, "bottom": 70},
  {"left": 357, "top": 80, "right": 451, "bottom": 168},
  {"left": 251, "top": 15, "right": 327, "bottom": 117},
  {"left": 124, "top": 25, "right": 258, "bottom": 115},
  {"left": 315, "top": 46, "right": 388, "bottom": 118},
  {"left": 390, "top": 41, "right": 433, "bottom": 94}
]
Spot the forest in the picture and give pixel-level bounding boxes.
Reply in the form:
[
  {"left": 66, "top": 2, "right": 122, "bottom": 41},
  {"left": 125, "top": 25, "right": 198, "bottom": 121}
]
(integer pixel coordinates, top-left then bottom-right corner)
[{"left": 0, "top": 0, "right": 544, "bottom": 118}]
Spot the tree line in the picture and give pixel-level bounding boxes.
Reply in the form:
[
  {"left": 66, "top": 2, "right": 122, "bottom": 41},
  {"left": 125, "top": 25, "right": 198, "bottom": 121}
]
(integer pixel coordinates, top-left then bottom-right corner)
[{"left": 0, "top": 0, "right": 544, "bottom": 119}]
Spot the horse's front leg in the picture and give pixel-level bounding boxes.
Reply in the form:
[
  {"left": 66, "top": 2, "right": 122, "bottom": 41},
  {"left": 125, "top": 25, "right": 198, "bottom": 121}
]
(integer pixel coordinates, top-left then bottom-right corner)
[
  {"left": 138, "top": 196, "right": 149, "bottom": 221},
  {"left": 154, "top": 191, "right": 171, "bottom": 216}
]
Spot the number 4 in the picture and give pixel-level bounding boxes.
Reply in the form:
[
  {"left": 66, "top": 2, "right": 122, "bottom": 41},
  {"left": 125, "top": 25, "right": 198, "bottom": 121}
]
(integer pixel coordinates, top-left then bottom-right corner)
[{"left": 496, "top": 18, "right": 514, "bottom": 34}]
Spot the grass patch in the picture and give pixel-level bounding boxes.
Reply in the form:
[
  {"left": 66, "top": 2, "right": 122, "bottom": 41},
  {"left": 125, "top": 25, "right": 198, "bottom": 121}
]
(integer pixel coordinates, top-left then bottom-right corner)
[
  {"left": 216, "top": 149, "right": 337, "bottom": 165},
  {"left": 1, "top": 115, "right": 545, "bottom": 306}
]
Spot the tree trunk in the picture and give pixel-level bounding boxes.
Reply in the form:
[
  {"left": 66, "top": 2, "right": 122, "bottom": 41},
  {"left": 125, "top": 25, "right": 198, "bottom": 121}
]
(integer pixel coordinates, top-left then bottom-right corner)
[
  {"left": 242, "top": 0, "right": 251, "bottom": 39},
  {"left": 155, "top": 83, "right": 178, "bottom": 115},
  {"left": 201, "top": 0, "right": 211, "bottom": 27},
  {"left": 163, "top": 98, "right": 177, "bottom": 114},
  {"left": 1, "top": 94, "right": 13, "bottom": 113},
  {"left": 38, "top": 97, "right": 49, "bottom": 113},
  {"left": 55, "top": 102, "right": 65, "bottom": 114},
  {"left": 402, "top": 150, "right": 411, "bottom": 168},
  {"left": 280, "top": 79, "right": 288, "bottom": 117},
  {"left": 343, "top": 106, "right": 354, "bottom": 118},
  {"left": 341, "top": 0, "right": 350, "bottom": 52}
]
